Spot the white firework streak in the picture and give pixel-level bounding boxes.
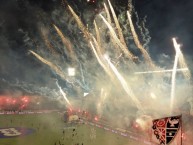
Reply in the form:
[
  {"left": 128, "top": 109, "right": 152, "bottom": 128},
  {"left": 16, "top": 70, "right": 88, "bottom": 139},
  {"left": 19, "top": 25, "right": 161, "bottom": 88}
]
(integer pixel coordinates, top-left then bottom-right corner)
[
  {"left": 170, "top": 38, "right": 181, "bottom": 114},
  {"left": 134, "top": 68, "right": 188, "bottom": 74},
  {"left": 104, "top": 56, "right": 144, "bottom": 112},
  {"left": 56, "top": 80, "right": 71, "bottom": 106}
]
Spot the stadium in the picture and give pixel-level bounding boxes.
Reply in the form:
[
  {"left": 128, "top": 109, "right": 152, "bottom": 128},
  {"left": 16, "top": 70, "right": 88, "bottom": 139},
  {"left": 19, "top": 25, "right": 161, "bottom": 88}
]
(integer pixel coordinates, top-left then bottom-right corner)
[{"left": 0, "top": 0, "right": 193, "bottom": 145}]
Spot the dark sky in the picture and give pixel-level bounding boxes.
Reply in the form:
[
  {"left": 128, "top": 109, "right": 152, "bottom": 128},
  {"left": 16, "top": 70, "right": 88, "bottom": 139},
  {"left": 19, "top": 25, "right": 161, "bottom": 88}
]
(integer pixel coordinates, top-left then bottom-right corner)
[
  {"left": 134, "top": 0, "right": 193, "bottom": 57},
  {"left": 1, "top": 0, "right": 193, "bottom": 53},
  {"left": 0, "top": 0, "right": 193, "bottom": 92}
]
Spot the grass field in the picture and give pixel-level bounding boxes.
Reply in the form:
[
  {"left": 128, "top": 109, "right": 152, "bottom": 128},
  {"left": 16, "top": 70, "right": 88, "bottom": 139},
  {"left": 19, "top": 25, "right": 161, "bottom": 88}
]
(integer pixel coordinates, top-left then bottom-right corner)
[{"left": 0, "top": 113, "right": 144, "bottom": 145}]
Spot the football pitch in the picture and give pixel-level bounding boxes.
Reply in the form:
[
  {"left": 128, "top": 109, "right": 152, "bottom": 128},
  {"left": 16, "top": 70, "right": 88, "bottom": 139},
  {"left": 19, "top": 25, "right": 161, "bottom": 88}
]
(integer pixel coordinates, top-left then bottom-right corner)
[{"left": 0, "top": 113, "right": 143, "bottom": 145}]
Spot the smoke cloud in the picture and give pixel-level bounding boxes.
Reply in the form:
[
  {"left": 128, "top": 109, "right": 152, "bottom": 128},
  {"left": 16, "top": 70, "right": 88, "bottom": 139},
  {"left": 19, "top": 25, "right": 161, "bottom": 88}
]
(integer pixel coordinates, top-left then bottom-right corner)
[{"left": 0, "top": 0, "right": 193, "bottom": 143}]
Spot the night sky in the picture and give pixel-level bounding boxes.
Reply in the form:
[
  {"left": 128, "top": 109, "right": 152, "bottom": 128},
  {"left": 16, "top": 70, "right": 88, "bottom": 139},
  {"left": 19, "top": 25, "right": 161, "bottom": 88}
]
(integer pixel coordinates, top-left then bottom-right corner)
[{"left": 0, "top": 0, "right": 193, "bottom": 94}]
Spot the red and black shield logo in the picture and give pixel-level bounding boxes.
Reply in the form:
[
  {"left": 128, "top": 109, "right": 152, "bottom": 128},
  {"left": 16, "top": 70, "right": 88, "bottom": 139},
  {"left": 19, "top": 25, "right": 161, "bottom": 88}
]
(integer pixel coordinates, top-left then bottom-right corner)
[{"left": 152, "top": 115, "right": 181, "bottom": 144}]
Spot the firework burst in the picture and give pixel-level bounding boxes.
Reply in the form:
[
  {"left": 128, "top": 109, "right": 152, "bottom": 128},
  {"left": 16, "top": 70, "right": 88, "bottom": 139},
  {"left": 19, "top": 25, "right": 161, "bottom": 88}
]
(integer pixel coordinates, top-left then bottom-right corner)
[{"left": 26, "top": 0, "right": 192, "bottom": 133}]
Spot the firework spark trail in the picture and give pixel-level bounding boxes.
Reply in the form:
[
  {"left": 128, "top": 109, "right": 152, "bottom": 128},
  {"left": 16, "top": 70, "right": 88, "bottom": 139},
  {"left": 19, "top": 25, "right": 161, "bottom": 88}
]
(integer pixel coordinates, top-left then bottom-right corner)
[
  {"left": 127, "top": 11, "right": 155, "bottom": 68},
  {"left": 97, "top": 88, "right": 108, "bottom": 117},
  {"left": 29, "top": 50, "right": 67, "bottom": 80},
  {"left": 104, "top": 3, "right": 111, "bottom": 23},
  {"left": 107, "top": 0, "right": 127, "bottom": 46},
  {"left": 53, "top": 24, "right": 76, "bottom": 61},
  {"left": 176, "top": 45, "right": 191, "bottom": 79},
  {"left": 100, "top": 14, "right": 134, "bottom": 60},
  {"left": 68, "top": 5, "right": 90, "bottom": 40},
  {"left": 105, "top": 56, "right": 144, "bottom": 112},
  {"left": 40, "top": 27, "right": 60, "bottom": 56},
  {"left": 90, "top": 41, "right": 114, "bottom": 81},
  {"left": 128, "top": 0, "right": 133, "bottom": 14},
  {"left": 68, "top": 4, "right": 106, "bottom": 60},
  {"left": 170, "top": 38, "right": 181, "bottom": 114},
  {"left": 142, "top": 17, "right": 151, "bottom": 48},
  {"left": 135, "top": 13, "right": 151, "bottom": 49},
  {"left": 92, "top": 36, "right": 105, "bottom": 59},
  {"left": 91, "top": 35, "right": 117, "bottom": 81},
  {"left": 103, "top": 3, "right": 122, "bottom": 54},
  {"left": 134, "top": 68, "right": 188, "bottom": 74},
  {"left": 74, "top": 79, "right": 90, "bottom": 91},
  {"left": 178, "top": 55, "right": 191, "bottom": 79},
  {"left": 78, "top": 61, "right": 86, "bottom": 86},
  {"left": 56, "top": 80, "right": 71, "bottom": 106},
  {"left": 135, "top": 12, "right": 146, "bottom": 46},
  {"left": 172, "top": 38, "right": 191, "bottom": 79},
  {"left": 100, "top": 88, "right": 108, "bottom": 103},
  {"left": 94, "top": 20, "right": 103, "bottom": 53}
]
